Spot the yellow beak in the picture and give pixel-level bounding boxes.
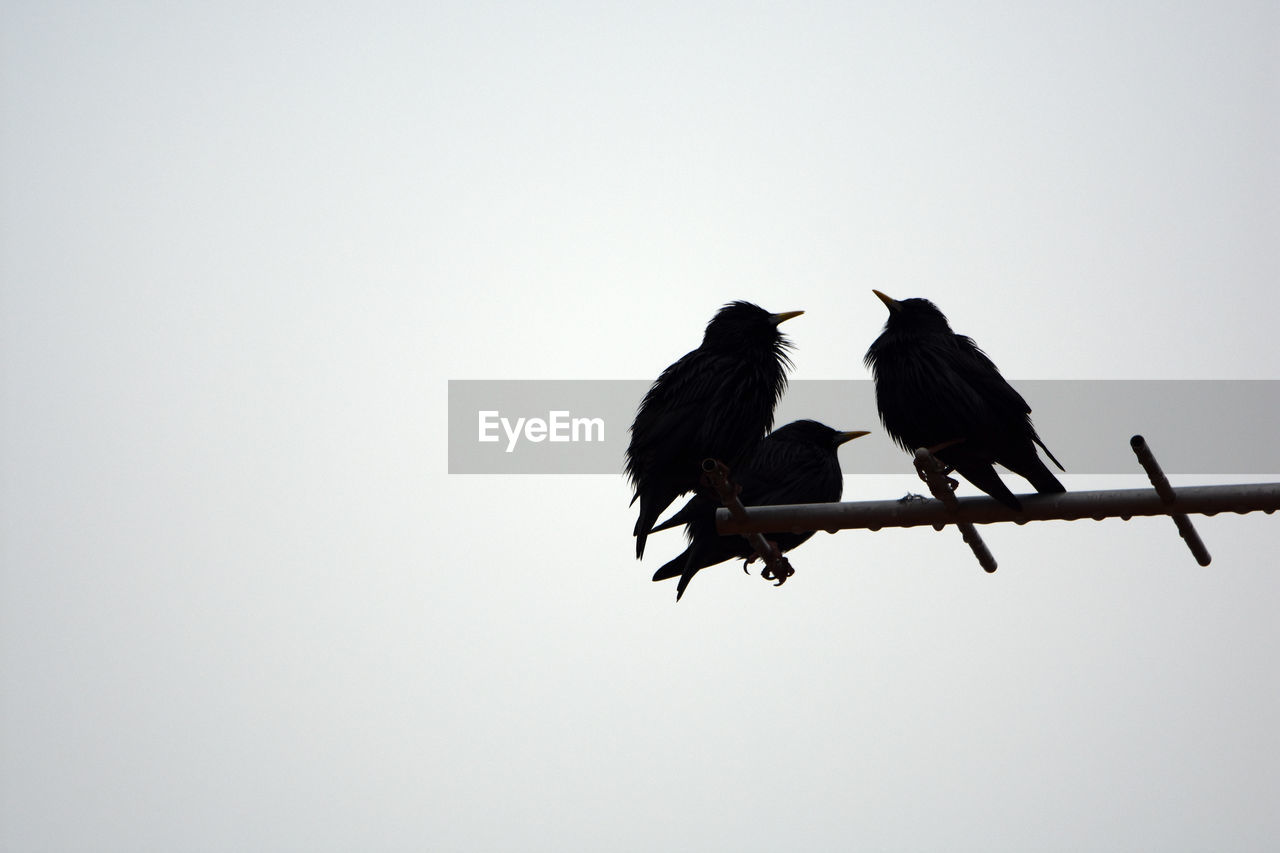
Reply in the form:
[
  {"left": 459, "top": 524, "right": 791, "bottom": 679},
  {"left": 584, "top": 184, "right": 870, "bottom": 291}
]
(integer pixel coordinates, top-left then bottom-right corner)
[{"left": 872, "top": 290, "right": 899, "bottom": 311}]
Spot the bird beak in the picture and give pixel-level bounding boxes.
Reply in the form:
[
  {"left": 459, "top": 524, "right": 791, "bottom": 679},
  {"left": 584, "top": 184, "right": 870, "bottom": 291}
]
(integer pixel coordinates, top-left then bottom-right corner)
[
  {"left": 872, "top": 290, "right": 900, "bottom": 312},
  {"left": 770, "top": 310, "right": 804, "bottom": 325},
  {"left": 835, "top": 430, "right": 871, "bottom": 446}
]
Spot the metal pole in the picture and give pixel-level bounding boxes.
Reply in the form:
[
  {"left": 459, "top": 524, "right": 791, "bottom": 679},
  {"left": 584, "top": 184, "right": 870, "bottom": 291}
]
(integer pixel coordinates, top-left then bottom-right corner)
[
  {"left": 1130, "top": 435, "right": 1212, "bottom": 566},
  {"left": 714, "top": 482, "right": 1280, "bottom": 536},
  {"left": 700, "top": 458, "right": 795, "bottom": 586},
  {"left": 914, "top": 447, "right": 998, "bottom": 572}
]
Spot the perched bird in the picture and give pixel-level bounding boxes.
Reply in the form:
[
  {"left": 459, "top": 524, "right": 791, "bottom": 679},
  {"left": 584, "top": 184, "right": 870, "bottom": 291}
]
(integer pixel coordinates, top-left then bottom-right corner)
[
  {"left": 626, "top": 301, "right": 801, "bottom": 559},
  {"left": 864, "top": 291, "right": 1064, "bottom": 510},
  {"left": 650, "top": 420, "right": 867, "bottom": 600}
]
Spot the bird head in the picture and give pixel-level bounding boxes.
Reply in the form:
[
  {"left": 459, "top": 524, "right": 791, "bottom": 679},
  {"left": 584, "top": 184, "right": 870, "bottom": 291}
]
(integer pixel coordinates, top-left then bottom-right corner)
[
  {"left": 768, "top": 419, "right": 870, "bottom": 450},
  {"left": 872, "top": 290, "right": 953, "bottom": 334},
  {"left": 701, "top": 301, "right": 803, "bottom": 356}
]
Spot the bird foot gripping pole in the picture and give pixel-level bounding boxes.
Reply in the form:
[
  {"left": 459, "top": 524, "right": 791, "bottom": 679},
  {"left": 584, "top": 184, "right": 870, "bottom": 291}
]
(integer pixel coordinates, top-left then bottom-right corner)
[
  {"left": 913, "top": 447, "right": 999, "bottom": 573},
  {"left": 701, "top": 459, "right": 796, "bottom": 586},
  {"left": 1130, "top": 435, "right": 1212, "bottom": 566}
]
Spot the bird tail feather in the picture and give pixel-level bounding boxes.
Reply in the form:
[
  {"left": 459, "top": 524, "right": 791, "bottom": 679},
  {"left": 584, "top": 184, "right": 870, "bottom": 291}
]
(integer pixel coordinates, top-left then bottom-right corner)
[
  {"left": 653, "top": 548, "right": 700, "bottom": 602},
  {"left": 957, "top": 462, "right": 1022, "bottom": 511},
  {"left": 1023, "top": 457, "right": 1066, "bottom": 495},
  {"left": 1034, "top": 436, "right": 1065, "bottom": 472},
  {"left": 633, "top": 494, "right": 661, "bottom": 558},
  {"left": 648, "top": 514, "right": 685, "bottom": 534},
  {"left": 651, "top": 553, "right": 684, "bottom": 582},
  {"left": 675, "top": 571, "right": 694, "bottom": 601}
]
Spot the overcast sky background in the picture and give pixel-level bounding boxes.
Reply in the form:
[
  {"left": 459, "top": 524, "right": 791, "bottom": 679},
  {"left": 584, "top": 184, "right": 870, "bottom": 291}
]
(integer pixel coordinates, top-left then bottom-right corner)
[{"left": 3, "top": 2, "right": 1278, "bottom": 850}]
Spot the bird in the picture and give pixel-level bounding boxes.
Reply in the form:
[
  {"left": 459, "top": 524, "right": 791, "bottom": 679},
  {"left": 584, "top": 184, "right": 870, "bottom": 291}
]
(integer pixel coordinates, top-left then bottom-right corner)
[
  {"left": 626, "top": 301, "right": 801, "bottom": 559},
  {"left": 649, "top": 420, "right": 868, "bottom": 600},
  {"left": 863, "top": 290, "right": 1064, "bottom": 510}
]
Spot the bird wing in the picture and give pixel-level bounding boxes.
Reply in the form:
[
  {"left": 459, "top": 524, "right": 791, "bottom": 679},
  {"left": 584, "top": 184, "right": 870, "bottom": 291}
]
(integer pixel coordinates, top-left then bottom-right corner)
[
  {"left": 950, "top": 335, "right": 1032, "bottom": 420},
  {"left": 952, "top": 335, "right": 1064, "bottom": 470},
  {"left": 734, "top": 437, "right": 844, "bottom": 507},
  {"left": 625, "top": 349, "right": 715, "bottom": 483},
  {"left": 627, "top": 350, "right": 776, "bottom": 484}
]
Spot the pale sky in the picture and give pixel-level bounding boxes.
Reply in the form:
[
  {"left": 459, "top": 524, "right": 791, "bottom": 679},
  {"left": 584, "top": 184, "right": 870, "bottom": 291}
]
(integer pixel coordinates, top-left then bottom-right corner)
[{"left": 3, "top": 2, "right": 1278, "bottom": 851}]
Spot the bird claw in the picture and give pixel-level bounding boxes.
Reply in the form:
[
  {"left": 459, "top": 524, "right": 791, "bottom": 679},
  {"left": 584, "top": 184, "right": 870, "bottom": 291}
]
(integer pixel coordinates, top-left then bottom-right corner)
[
  {"left": 705, "top": 460, "right": 798, "bottom": 588},
  {"left": 742, "top": 542, "right": 792, "bottom": 585},
  {"left": 756, "top": 540, "right": 794, "bottom": 586},
  {"left": 761, "top": 557, "right": 794, "bottom": 586},
  {"left": 913, "top": 456, "right": 958, "bottom": 492}
]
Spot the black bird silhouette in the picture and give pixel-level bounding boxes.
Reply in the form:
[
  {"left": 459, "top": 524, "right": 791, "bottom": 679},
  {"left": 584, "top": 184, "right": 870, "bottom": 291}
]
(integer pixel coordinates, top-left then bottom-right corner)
[
  {"left": 864, "top": 291, "right": 1064, "bottom": 510},
  {"left": 626, "top": 302, "right": 801, "bottom": 559},
  {"left": 650, "top": 420, "right": 868, "bottom": 600}
]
